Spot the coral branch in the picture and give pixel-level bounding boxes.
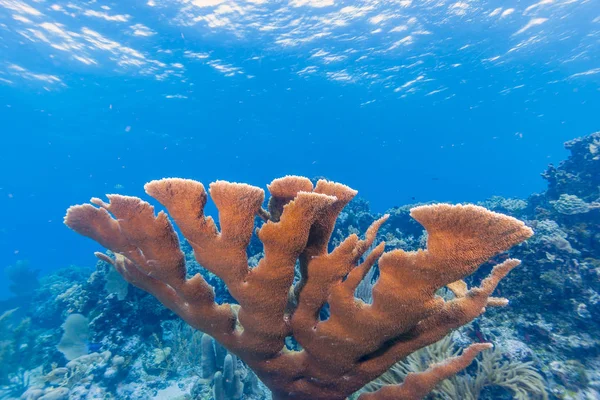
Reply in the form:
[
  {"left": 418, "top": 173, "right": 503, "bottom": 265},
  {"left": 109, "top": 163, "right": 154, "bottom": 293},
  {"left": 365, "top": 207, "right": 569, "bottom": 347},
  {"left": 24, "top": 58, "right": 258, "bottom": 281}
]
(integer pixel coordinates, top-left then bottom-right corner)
[
  {"left": 447, "top": 279, "right": 509, "bottom": 307},
  {"left": 357, "top": 343, "right": 493, "bottom": 400},
  {"left": 65, "top": 195, "right": 234, "bottom": 336}
]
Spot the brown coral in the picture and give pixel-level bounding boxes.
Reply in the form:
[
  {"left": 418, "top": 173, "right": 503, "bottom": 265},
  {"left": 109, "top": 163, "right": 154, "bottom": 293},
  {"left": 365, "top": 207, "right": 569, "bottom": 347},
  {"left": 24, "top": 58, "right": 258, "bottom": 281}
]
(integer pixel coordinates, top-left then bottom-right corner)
[{"left": 64, "top": 176, "right": 533, "bottom": 400}]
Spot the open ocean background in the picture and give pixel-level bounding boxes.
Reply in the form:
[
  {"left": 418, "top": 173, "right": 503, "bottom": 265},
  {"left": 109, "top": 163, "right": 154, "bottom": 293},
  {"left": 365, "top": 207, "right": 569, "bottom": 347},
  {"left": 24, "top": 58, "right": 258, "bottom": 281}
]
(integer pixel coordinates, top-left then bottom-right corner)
[{"left": 0, "top": 0, "right": 599, "bottom": 300}]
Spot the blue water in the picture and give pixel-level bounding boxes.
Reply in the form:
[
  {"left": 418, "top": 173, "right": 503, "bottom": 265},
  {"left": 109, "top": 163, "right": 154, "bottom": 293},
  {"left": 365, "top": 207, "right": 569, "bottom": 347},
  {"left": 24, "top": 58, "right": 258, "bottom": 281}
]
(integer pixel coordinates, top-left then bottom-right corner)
[{"left": 0, "top": 0, "right": 599, "bottom": 299}]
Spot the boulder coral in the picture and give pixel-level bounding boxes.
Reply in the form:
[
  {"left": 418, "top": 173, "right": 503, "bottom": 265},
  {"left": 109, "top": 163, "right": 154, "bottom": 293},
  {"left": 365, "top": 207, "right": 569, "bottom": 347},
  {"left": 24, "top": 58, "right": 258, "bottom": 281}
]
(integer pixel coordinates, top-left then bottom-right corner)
[{"left": 64, "top": 176, "right": 533, "bottom": 400}]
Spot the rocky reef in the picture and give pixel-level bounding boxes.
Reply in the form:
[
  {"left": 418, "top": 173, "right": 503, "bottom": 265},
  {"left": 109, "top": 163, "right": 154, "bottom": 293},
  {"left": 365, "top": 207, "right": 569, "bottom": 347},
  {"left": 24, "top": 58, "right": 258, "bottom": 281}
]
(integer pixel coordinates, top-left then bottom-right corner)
[{"left": 0, "top": 131, "right": 599, "bottom": 400}]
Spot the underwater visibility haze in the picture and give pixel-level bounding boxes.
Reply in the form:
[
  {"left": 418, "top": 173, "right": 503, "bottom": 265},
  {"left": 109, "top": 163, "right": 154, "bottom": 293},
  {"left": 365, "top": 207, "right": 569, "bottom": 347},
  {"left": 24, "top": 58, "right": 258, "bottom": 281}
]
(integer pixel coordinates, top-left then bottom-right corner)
[{"left": 0, "top": 0, "right": 599, "bottom": 399}]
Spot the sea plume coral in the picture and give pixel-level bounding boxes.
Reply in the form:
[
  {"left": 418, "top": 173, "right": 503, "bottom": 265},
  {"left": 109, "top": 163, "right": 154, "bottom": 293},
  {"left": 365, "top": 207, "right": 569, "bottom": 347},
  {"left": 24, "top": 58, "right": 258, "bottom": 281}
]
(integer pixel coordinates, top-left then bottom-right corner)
[{"left": 64, "top": 176, "right": 532, "bottom": 400}]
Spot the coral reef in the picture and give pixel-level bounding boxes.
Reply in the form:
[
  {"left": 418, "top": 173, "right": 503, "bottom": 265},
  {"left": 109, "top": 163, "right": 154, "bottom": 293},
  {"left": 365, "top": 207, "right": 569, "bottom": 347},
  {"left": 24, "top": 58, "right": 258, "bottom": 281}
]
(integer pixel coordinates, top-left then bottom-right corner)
[
  {"left": 64, "top": 175, "right": 531, "bottom": 400},
  {"left": 1, "top": 130, "right": 598, "bottom": 400},
  {"left": 542, "top": 132, "right": 600, "bottom": 203}
]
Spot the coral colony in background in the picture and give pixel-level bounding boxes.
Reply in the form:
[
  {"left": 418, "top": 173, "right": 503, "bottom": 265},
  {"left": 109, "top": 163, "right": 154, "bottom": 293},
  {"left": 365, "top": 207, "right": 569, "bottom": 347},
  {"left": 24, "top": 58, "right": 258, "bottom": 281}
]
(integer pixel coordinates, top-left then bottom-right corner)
[{"left": 1, "top": 131, "right": 599, "bottom": 400}]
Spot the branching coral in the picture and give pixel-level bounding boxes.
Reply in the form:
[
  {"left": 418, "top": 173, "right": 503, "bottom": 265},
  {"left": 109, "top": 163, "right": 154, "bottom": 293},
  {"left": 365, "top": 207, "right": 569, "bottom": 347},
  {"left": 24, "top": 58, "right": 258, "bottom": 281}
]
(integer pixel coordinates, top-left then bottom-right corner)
[
  {"left": 355, "top": 335, "right": 547, "bottom": 400},
  {"left": 64, "top": 176, "right": 532, "bottom": 400}
]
